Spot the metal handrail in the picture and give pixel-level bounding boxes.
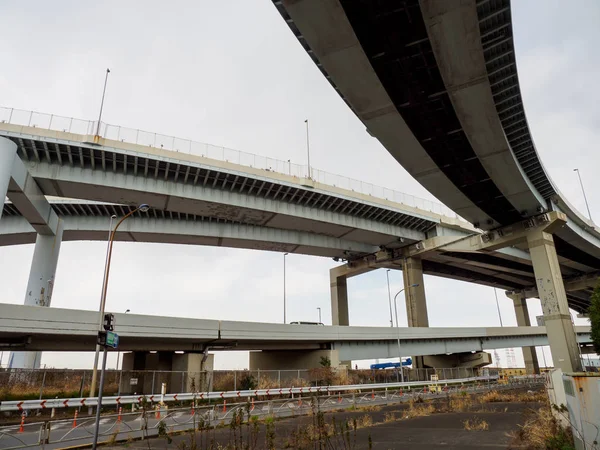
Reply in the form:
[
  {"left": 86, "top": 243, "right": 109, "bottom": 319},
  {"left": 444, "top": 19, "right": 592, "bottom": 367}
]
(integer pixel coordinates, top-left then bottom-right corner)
[{"left": 0, "top": 105, "right": 460, "bottom": 219}]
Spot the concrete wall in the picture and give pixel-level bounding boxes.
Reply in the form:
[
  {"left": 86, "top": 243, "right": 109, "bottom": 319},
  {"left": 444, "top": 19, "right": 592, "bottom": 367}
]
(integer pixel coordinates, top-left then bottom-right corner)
[{"left": 249, "top": 349, "right": 341, "bottom": 370}]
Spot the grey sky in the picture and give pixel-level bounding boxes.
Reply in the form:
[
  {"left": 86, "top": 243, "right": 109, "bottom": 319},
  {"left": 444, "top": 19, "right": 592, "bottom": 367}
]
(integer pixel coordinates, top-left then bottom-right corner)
[{"left": 0, "top": 1, "right": 597, "bottom": 369}]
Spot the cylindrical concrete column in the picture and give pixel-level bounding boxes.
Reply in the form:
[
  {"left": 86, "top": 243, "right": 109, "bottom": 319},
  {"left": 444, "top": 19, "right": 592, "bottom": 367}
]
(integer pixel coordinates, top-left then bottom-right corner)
[
  {"left": 9, "top": 219, "right": 64, "bottom": 369},
  {"left": 527, "top": 230, "right": 582, "bottom": 373},
  {"left": 507, "top": 291, "right": 540, "bottom": 374},
  {"left": 0, "top": 137, "right": 17, "bottom": 222}
]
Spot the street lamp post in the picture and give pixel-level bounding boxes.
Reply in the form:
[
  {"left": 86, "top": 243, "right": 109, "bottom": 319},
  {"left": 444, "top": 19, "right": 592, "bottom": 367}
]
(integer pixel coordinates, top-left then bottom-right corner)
[
  {"left": 304, "top": 119, "right": 311, "bottom": 179},
  {"left": 393, "top": 284, "right": 419, "bottom": 383},
  {"left": 115, "top": 309, "right": 130, "bottom": 370},
  {"left": 283, "top": 252, "right": 288, "bottom": 324},
  {"left": 317, "top": 307, "right": 321, "bottom": 324},
  {"left": 89, "top": 205, "right": 149, "bottom": 404},
  {"left": 573, "top": 168, "right": 593, "bottom": 221},
  {"left": 96, "top": 68, "right": 111, "bottom": 136},
  {"left": 494, "top": 289, "right": 503, "bottom": 327},
  {"left": 386, "top": 269, "right": 393, "bottom": 327}
]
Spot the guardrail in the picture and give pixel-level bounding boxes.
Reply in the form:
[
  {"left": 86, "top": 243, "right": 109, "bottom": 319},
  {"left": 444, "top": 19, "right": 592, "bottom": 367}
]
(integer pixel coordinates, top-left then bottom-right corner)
[
  {"left": 0, "top": 105, "right": 460, "bottom": 219},
  {"left": 0, "top": 375, "right": 503, "bottom": 412},
  {"left": 0, "top": 376, "right": 544, "bottom": 450}
]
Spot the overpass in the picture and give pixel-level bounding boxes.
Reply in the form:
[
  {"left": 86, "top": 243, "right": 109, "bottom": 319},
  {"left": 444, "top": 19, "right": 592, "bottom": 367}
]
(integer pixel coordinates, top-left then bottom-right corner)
[
  {"left": 273, "top": 0, "right": 599, "bottom": 373},
  {"left": 0, "top": 1, "right": 598, "bottom": 373},
  {"left": 0, "top": 303, "right": 592, "bottom": 370},
  {"left": 0, "top": 110, "right": 596, "bottom": 372}
]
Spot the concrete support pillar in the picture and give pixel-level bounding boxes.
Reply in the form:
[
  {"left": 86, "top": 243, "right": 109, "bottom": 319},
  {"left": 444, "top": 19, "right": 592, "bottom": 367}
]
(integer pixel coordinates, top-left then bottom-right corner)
[
  {"left": 507, "top": 292, "right": 540, "bottom": 374},
  {"left": 402, "top": 257, "right": 428, "bottom": 368},
  {"left": 527, "top": 230, "right": 582, "bottom": 372},
  {"left": 9, "top": 220, "right": 64, "bottom": 369},
  {"left": 330, "top": 270, "right": 349, "bottom": 326},
  {"left": 0, "top": 138, "right": 18, "bottom": 222}
]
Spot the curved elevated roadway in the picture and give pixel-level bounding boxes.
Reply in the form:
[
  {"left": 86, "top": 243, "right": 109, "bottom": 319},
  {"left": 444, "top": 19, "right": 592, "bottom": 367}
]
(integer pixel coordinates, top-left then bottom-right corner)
[
  {"left": 273, "top": 0, "right": 600, "bottom": 312},
  {"left": 0, "top": 120, "right": 594, "bottom": 312}
]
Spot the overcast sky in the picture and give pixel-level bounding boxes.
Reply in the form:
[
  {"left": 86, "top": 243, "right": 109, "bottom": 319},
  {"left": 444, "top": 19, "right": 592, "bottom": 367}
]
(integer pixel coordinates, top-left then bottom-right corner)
[{"left": 0, "top": 1, "right": 598, "bottom": 370}]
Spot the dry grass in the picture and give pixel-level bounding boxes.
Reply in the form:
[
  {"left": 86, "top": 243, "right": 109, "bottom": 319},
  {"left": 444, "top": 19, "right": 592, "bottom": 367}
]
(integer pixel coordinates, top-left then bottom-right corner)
[
  {"left": 510, "top": 406, "right": 574, "bottom": 449},
  {"left": 405, "top": 400, "right": 436, "bottom": 419},
  {"left": 463, "top": 417, "right": 489, "bottom": 431},
  {"left": 257, "top": 377, "right": 279, "bottom": 390},
  {"left": 356, "top": 414, "right": 373, "bottom": 429},
  {"left": 384, "top": 412, "right": 397, "bottom": 423},
  {"left": 450, "top": 395, "right": 473, "bottom": 412},
  {"left": 479, "top": 389, "right": 546, "bottom": 404},
  {"left": 356, "top": 405, "right": 382, "bottom": 412}
]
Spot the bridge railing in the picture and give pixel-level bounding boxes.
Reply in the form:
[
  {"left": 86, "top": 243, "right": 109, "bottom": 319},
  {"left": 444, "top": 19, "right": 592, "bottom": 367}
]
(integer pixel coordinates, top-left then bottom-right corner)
[
  {"left": 0, "top": 106, "right": 460, "bottom": 219},
  {"left": 0, "top": 367, "right": 496, "bottom": 401}
]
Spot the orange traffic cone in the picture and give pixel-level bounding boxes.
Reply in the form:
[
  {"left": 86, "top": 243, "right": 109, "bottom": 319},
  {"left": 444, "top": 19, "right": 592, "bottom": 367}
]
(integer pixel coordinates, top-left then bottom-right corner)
[
  {"left": 72, "top": 410, "right": 78, "bottom": 429},
  {"left": 117, "top": 407, "right": 122, "bottom": 423},
  {"left": 18, "top": 413, "right": 25, "bottom": 433},
  {"left": 155, "top": 405, "right": 161, "bottom": 419},
  {"left": 222, "top": 400, "right": 227, "bottom": 414},
  {"left": 371, "top": 390, "right": 375, "bottom": 399}
]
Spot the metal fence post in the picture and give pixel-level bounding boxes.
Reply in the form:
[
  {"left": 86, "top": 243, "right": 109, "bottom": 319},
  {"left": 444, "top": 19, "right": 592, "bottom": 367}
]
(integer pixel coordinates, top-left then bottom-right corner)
[
  {"left": 181, "top": 372, "right": 185, "bottom": 393},
  {"left": 277, "top": 370, "right": 281, "bottom": 388},
  {"left": 117, "top": 369, "right": 123, "bottom": 396},
  {"left": 234, "top": 371, "right": 237, "bottom": 392},
  {"left": 39, "top": 369, "right": 47, "bottom": 401},
  {"left": 151, "top": 371, "right": 156, "bottom": 394}
]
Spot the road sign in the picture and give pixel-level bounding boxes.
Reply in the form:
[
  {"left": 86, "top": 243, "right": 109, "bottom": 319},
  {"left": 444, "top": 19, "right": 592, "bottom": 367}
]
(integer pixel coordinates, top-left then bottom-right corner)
[
  {"left": 97, "top": 330, "right": 119, "bottom": 348},
  {"left": 105, "top": 331, "right": 119, "bottom": 349}
]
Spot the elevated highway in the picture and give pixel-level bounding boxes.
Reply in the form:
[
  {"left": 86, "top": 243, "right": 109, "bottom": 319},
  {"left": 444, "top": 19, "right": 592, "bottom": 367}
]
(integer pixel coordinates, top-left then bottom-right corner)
[
  {"left": 0, "top": 304, "right": 591, "bottom": 364},
  {"left": 273, "top": 0, "right": 599, "bottom": 373}
]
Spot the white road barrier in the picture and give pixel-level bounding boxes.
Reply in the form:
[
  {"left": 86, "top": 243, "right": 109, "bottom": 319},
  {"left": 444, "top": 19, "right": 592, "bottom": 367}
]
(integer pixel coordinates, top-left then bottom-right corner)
[{"left": 0, "top": 375, "right": 512, "bottom": 412}]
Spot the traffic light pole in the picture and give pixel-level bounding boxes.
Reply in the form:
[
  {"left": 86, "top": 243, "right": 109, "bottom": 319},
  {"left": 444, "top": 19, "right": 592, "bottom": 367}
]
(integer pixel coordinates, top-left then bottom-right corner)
[{"left": 92, "top": 346, "right": 108, "bottom": 450}]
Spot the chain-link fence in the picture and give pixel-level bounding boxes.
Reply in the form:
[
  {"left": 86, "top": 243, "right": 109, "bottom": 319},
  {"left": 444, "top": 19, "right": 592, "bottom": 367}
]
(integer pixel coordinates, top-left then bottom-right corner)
[{"left": 0, "top": 366, "right": 500, "bottom": 400}]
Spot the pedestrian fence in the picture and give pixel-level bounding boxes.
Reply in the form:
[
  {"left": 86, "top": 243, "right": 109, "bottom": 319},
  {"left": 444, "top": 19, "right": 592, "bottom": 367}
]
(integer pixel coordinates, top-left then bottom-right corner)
[
  {"left": 0, "top": 105, "right": 463, "bottom": 219},
  {"left": 0, "top": 376, "right": 544, "bottom": 450}
]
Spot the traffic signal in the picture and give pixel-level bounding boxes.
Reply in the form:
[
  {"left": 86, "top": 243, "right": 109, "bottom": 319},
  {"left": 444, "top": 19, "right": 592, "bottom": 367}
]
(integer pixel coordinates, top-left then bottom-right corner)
[{"left": 103, "top": 313, "right": 115, "bottom": 331}]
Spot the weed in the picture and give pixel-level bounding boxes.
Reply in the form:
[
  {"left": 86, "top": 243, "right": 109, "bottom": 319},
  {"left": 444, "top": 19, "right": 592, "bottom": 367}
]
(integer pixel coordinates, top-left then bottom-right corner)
[
  {"left": 463, "top": 417, "right": 489, "bottom": 431},
  {"left": 384, "top": 411, "right": 396, "bottom": 423},
  {"left": 511, "top": 405, "right": 575, "bottom": 450}
]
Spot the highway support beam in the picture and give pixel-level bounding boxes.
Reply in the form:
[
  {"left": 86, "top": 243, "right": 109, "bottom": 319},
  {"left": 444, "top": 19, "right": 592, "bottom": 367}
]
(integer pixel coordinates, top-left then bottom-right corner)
[
  {"left": 330, "top": 264, "right": 375, "bottom": 326},
  {"left": 402, "top": 257, "right": 429, "bottom": 369},
  {"left": 404, "top": 211, "right": 582, "bottom": 373},
  {"left": 0, "top": 137, "right": 65, "bottom": 369},
  {"left": 507, "top": 291, "right": 540, "bottom": 374}
]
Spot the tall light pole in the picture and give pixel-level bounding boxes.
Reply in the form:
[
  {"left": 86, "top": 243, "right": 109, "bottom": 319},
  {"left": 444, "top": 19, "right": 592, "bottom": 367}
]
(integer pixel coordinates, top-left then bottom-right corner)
[
  {"left": 89, "top": 205, "right": 149, "bottom": 404},
  {"left": 574, "top": 168, "right": 593, "bottom": 221},
  {"left": 304, "top": 119, "right": 311, "bottom": 179},
  {"left": 96, "top": 68, "right": 111, "bottom": 136},
  {"left": 115, "top": 309, "right": 130, "bottom": 370},
  {"left": 386, "top": 269, "right": 394, "bottom": 327},
  {"left": 317, "top": 307, "right": 321, "bottom": 324},
  {"left": 393, "top": 284, "right": 419, "bottom": 383},
  {"left": 494, "top": 289, "right": 503, "bottom": 327},
  {"left": 283, "top": 252, "right": 288, "bottom": 324},
  {"left": 89, "top": 214, "right": 116, "bottom": 407}
]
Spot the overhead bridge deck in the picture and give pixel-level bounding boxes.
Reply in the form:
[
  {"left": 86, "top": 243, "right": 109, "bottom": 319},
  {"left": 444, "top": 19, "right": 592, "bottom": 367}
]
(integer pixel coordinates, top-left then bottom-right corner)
[{"left": 0, "top": 304, "right": 591, "bottom": 361}]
